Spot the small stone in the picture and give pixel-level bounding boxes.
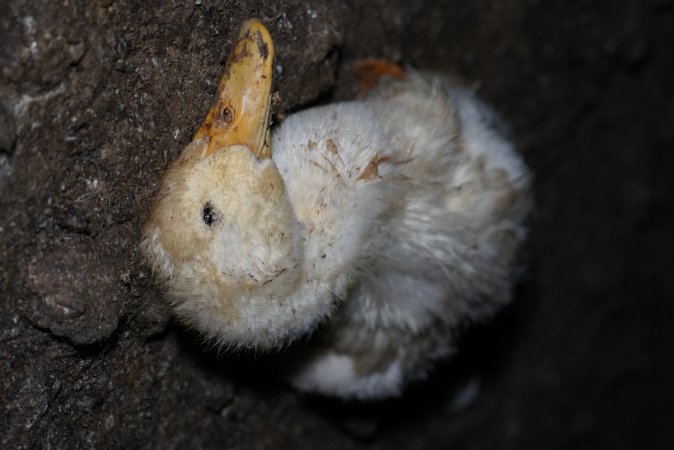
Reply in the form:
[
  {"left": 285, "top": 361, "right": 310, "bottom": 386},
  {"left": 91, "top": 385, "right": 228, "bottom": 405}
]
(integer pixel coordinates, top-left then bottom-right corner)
[{"left": 68, "top": 42, "right": 86, "bottom": 66}]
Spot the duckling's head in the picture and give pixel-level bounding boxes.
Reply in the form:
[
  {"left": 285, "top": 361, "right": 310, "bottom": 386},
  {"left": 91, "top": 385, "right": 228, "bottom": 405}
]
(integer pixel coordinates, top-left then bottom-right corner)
[{"left": 142, "top": 20, "right": 311, "bottom": 349}]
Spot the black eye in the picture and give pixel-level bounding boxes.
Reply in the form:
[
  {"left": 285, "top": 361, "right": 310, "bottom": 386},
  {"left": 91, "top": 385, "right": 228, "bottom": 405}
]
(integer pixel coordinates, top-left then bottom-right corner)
[{"left": 202, "top": 202, "right": 216, "bottom": 226}]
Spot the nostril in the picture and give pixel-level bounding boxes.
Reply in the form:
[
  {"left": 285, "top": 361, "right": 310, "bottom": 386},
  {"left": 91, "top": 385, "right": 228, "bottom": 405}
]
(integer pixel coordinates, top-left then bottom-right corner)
[{"left": 222, "top": 107, "right": 233, "bottom": 124}]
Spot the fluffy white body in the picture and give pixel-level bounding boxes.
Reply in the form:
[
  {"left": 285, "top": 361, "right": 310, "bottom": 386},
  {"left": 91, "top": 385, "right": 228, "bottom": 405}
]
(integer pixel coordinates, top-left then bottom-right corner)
[{"left": 142, "top": 71, "right": 531, "bottom": 399}]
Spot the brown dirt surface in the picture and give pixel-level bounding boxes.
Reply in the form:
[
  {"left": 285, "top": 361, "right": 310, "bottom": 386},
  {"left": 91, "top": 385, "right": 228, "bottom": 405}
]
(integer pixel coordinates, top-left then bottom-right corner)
[{"left": 1, "top": 0, "right": 672, "bottom": 449}]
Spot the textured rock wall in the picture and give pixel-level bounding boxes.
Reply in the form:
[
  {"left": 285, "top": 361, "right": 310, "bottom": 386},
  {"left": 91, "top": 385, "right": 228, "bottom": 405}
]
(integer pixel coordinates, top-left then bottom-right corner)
[{"left": 1, "top": 0, "right": 672, "bottom": 448}]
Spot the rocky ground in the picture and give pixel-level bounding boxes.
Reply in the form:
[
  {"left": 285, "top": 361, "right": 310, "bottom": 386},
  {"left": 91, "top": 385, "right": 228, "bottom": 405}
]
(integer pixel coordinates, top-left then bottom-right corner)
[{"left": 1, "top": 0, "right": 672, "bottom": 449}]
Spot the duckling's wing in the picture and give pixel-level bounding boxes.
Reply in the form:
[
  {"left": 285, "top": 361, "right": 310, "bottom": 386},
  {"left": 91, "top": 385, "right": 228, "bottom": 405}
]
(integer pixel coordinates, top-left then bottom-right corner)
[{"left": 286, "top": 72, "right": 532, "bottom": 399}]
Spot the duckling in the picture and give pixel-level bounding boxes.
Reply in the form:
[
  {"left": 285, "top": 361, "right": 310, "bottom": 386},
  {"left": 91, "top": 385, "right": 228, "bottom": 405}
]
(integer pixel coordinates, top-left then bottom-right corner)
[{"left": 141, "top": 19, "right": 531, "bottom": 399}]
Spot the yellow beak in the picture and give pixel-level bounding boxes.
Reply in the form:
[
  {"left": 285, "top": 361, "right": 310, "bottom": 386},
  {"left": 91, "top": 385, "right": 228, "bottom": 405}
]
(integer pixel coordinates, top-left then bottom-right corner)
[{"left": 193, "top": 19, "right": 275, "bottom": 159}]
